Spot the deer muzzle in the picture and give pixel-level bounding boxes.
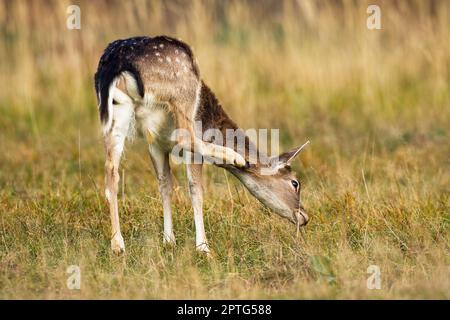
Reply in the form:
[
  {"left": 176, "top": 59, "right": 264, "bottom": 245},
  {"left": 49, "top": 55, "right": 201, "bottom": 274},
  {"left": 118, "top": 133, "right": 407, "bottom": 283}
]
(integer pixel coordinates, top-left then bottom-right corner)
[{"left": 294, "top": 207, "right": 309, "bottom": 226}]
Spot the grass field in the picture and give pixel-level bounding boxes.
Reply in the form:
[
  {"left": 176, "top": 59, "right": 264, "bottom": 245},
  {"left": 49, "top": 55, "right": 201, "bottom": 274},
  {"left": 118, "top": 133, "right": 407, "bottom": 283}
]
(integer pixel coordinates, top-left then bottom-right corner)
[{"left": 0, "top": 0, "right": 448, "bottom": 299}]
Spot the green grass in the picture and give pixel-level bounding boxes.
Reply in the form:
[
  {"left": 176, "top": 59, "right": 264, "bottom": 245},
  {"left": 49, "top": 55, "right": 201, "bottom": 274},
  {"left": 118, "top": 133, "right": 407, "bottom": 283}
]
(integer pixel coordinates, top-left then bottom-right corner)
[{"left": 0, "top": 0, "right": 448, "bottom": 299}]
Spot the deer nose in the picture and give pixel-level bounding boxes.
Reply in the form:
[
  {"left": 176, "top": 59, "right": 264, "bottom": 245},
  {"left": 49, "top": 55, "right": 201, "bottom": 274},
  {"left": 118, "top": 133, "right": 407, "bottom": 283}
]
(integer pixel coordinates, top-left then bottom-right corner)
[{"left": 297, "top": 207, "right": 309, "bottom": 226}]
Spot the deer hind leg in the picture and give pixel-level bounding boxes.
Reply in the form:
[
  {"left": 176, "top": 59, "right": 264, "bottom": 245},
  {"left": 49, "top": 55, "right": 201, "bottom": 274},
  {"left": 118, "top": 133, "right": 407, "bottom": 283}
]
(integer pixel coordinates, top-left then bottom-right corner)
[
  {"left": 186, "top": 163, "right": 210, "bottom": 253},
  {"left": 176, "top": 124, "right": 246, "bottom": 167},
  {"left": 170, "top": 87, "right": 246, "bottom": 167},
  {"left": 148, "top": 144, "right": 176, "bottom": 244},
  {"left": 195, "top": 139, "right": 246, "bottom": 167},
  {"left": 103, "top": 86, "right": 135, "bottom": 255}
]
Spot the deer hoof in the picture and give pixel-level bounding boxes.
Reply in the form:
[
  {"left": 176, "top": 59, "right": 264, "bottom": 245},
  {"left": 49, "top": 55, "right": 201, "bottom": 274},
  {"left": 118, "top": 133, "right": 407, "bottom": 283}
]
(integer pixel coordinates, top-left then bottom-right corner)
[
  {"left": 233, "top": 154, "right": 246, "bottom": 168},
  {"left": 111, "top": 234, "right": 125, "bottom": 255},
  {"left": 196, "top": 243, "right": 211, "bottom": 255},
  {"left": 163, "top": 233, "right": 176, "bottom": 246}
]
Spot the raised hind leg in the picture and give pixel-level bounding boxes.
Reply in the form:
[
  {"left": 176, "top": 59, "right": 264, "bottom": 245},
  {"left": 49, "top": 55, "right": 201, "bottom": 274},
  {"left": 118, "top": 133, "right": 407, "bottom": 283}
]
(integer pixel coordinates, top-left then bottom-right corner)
[{"left": 168, "top": 83, "right": 246, "bottom": 167}]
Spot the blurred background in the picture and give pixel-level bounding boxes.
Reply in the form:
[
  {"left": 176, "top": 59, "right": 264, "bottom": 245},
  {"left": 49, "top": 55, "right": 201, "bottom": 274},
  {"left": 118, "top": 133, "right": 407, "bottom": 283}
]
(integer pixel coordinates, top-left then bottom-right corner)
[
  {"left": 1, "top": 0, "right": 449, "bottom": 157},
  {"left": 1, "top": 0, "right": 449, "bottom": 173},
  {"left": 0, "top": 0, "right": 448, "bottom": 299}
]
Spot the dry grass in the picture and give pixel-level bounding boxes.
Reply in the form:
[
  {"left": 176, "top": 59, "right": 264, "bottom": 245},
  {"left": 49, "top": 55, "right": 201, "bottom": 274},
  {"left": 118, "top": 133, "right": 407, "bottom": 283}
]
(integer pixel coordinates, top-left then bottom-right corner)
[{"left": 0, "top": 0, "right": 448, "bottom": 299}]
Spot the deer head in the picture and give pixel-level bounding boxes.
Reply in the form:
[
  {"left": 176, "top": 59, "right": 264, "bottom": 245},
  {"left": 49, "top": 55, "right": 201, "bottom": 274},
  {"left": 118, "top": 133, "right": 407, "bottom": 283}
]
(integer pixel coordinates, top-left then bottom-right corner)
[{"left": 225, "top": 141, "right": 310, "bottom": 226}]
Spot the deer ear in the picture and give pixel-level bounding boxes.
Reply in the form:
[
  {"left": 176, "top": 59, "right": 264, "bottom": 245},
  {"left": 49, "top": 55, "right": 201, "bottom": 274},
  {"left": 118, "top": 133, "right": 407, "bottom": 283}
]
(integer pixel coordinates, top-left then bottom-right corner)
[{"left": 276, "top": 141, "right": 310, "bottom": 167}]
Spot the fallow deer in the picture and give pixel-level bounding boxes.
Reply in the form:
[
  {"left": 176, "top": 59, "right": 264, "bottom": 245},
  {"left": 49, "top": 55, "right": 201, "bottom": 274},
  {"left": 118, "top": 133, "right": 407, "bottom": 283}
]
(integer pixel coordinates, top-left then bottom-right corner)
[{"left": 95, "top": 36, "right": 309, "bottom": 255}]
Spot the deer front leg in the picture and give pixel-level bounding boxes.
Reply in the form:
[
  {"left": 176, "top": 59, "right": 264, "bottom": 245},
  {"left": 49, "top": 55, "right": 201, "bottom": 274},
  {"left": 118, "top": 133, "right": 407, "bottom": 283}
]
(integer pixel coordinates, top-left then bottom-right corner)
[
  {"left": 148, "top": 144, "right": 175, "bottom": 244},
  {"left": 186, "top": 163, "right": 210, "bottom": 254}
]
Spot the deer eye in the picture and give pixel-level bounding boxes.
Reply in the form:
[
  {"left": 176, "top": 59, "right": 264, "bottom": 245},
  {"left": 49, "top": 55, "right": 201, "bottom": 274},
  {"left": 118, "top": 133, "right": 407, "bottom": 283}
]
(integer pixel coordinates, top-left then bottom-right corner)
[{"left": 291, "top": 180, "right": 299, "bottom": 190}]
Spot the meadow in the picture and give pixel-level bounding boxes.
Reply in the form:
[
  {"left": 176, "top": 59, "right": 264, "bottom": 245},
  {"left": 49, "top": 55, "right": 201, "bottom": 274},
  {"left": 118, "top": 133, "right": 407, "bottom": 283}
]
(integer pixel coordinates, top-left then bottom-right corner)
[{"left": 0, "top": 0, "right": 448, "bottom": 299}]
